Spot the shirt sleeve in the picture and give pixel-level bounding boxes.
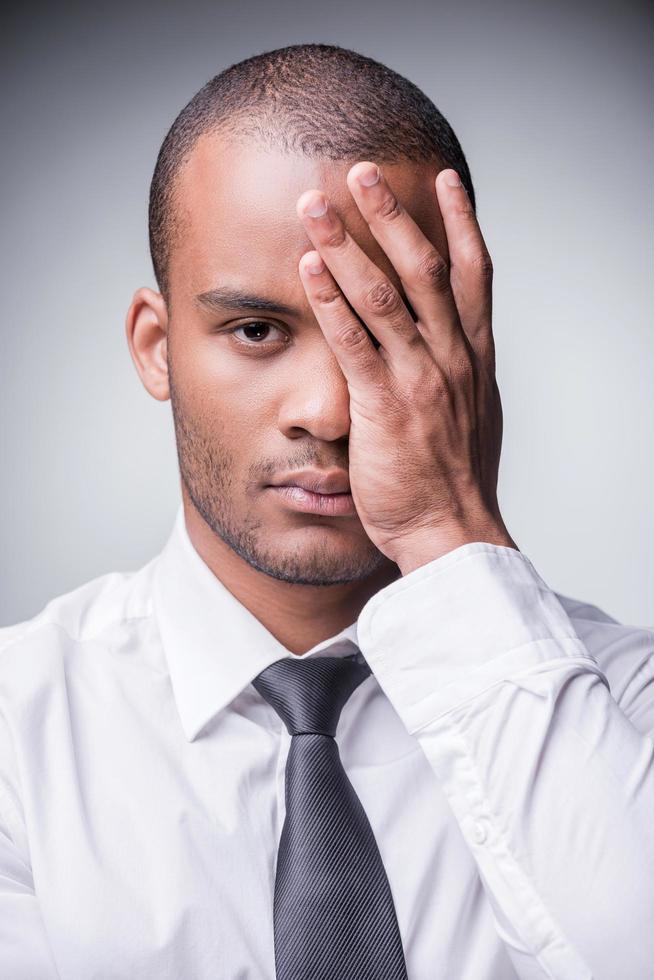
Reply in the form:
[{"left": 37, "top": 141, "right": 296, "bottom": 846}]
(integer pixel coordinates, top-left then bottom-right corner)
[
  {"left": 0, "top": 714, "right": 60, "bottom": 979},
  {"left": 357, "top": 541, "right": 654, "bottom": 980}
]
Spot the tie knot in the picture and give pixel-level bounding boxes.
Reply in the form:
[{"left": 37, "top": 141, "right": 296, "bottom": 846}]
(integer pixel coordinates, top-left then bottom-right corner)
[{"left": 251, "top": 654, "right": 371, "bottom": 737}]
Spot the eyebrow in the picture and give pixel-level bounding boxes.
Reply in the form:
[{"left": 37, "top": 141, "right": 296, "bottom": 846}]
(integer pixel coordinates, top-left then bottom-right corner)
[
  {"left": 195, "top": 287, "right": 300, "bottom": 317},
  {"left": 195, "top": 283, "right": 418, "bottom": 324}
]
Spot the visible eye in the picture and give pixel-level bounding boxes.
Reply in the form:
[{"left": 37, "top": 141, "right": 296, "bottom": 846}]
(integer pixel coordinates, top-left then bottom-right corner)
[{"left": 229, "top": 321, "right": 288, "bottom": 349}]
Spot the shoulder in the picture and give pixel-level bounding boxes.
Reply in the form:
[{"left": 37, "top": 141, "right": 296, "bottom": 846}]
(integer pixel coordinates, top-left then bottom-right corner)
[
  {"left": 0, "top": 556, "right": 159, "bottom": 687},
  {"left": 0, "top": 557, "right": 162, "bottom": 833}
]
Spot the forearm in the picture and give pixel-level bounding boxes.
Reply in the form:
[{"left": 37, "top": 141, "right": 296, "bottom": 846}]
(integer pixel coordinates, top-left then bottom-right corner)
[{"left": 358, "top": 541, "right": 654, "bottom": 979}]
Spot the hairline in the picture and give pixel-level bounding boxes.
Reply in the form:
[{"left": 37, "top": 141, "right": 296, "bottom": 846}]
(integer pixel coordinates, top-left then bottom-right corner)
[{"left": 161, "top": 122, "right": 444, "bottom": 304}]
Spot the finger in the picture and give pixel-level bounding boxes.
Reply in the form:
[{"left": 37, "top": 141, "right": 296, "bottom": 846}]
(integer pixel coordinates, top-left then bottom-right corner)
[
  {"left": 297, "top": 249, "right": 387, "bottom": 390},
  {"left": 296, "top": 190, "right": 429, "bottom": 369},
  {"left": 434, "top": 168, "right": 495, "bottom": 367},
  {"left": 345, "top": 161, "right": 464, "bottom": 359}
]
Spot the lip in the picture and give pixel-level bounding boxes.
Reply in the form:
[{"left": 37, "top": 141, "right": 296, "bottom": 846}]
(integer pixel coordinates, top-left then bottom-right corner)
[
  {"left": 268, "top": 486, "right": 357, "bottom": 516},
  {"left": 270, "top": 469, "right": 351, "bottom": 494}
]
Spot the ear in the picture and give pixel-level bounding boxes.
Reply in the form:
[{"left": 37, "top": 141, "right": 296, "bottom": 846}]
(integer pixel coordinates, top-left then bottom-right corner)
[{"left": 125, "top": 287, "right": 170, "bottom": 401}]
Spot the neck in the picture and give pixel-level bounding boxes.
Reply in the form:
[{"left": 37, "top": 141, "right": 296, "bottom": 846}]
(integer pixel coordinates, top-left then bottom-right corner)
[{"left": 182, "top": 497, "right": 401, "bottom": 655}]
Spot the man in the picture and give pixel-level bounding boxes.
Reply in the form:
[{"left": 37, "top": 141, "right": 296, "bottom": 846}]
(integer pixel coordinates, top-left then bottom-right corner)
[{"left": 1, "top": 42, "right": 652, "bottom": 980}]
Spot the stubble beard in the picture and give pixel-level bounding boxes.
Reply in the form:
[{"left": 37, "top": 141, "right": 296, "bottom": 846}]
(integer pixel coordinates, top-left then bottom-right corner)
[{"left": 168, "top": 361, "right": 389, "bottom": 586}]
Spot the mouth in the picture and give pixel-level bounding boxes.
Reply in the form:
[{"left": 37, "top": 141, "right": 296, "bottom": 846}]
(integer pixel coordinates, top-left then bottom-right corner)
[{"left": 267, "top": 485, "right": 357, "bottom": 517}]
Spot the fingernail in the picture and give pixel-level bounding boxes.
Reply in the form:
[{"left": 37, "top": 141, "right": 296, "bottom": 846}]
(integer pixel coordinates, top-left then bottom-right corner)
[
  {"left": 358, "top": 165, "right": 380, "bottom": 187},
  {"left": 306, "top": 255, "right": 325, "bottom": 275},
  {"left": 444, "top": 169, "right": 462, "bottom": 187},
  {"left": 303, "top": 194, "right": 328, "bottom": 218}
]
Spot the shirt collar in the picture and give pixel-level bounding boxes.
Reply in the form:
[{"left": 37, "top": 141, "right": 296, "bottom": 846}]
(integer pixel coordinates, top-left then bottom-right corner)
[{"left": 152, "top": 503, "right": 361, "bottom": 742}]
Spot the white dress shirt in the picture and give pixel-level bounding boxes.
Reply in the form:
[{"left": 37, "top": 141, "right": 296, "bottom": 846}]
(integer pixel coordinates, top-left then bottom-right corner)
[{"left": 1, "top": 502, "right": 653, "bottom": 980}]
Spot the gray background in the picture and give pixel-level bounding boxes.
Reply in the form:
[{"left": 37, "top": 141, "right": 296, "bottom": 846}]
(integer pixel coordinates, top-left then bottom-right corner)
[{"left": 2, "top": 0, "right": 652, "bottom": 627}]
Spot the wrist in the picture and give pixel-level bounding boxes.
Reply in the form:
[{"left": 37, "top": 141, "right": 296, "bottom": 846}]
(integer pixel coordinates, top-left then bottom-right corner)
[{"left": 392, "top": 520, "right": 519, "bottom": 576}]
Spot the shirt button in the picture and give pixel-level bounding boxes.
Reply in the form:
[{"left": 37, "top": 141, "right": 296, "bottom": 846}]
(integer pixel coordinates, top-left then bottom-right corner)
[{"left": 472, "top": 820, "right": 488, "bottom": 844}]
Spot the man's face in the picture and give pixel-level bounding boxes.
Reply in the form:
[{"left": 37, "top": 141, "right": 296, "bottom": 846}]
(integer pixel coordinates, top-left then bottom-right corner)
[{"left": 166, "top": 134, "right": 448, "bottom": 586}]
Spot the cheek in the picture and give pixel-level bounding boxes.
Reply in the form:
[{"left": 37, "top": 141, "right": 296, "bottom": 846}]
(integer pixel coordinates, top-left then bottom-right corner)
[
  {"left": 169, "top": 325, "right": 290, "bottom": 439},
  {"left": 170, "top": 331, "right": 252, "bottom": 408},
  {"left": 172, "top": 351, "right": 273, "bottom": 456}
]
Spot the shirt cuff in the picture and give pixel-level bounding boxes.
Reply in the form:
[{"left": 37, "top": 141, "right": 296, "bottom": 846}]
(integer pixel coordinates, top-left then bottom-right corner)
[{"left": 356, "top": 541, "right": 604, "bottom": 734}]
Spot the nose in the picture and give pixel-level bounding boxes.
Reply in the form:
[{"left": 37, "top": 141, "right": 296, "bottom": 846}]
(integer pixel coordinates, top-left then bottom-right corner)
[{"left": 276, "top": 338, "right": 352, "bottom": 443}]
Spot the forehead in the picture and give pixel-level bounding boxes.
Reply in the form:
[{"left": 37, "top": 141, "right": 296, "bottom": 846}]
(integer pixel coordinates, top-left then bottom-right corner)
[{"left": 170, "top": 133, "right": 446, "bottom": 301}]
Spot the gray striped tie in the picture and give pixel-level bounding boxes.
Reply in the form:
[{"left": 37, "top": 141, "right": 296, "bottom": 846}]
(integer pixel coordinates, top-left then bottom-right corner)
[{"left": 251, "top": 653, "right": 409, "bottom": 979}]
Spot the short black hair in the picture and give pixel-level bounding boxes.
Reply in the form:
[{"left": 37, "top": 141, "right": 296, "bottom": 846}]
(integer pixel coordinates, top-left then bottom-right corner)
[{"left": 148, "top": 43, "right": 476, "bottom": 298}]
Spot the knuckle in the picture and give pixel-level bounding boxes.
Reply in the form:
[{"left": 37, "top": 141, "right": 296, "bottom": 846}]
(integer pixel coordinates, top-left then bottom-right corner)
[
  {"left": 471, "top": 250, "right": 494, "bottom": 282},
  {"left": 456, "top": 201, "right": 477, "bottom": 222},
  {"left": 323, "top": 227, "right": 348, "bottom": 250},
  {"left": 361, "top": 279, "right": 402, "bottom": 317},
  {"left": 335, "top": 324, "right": 369, "bottom": 351},
  {"left": 376, "top": 193, "right": 403, "bottom": 223},
  {"left": 423, "top": 366, "right": 449, "bottom": 401},
  {"left": 314, "top": 284, "right": 343, "bottom": 307},
  {"left": 415, "top": 251, "right": 450, "bottom": 292}
]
